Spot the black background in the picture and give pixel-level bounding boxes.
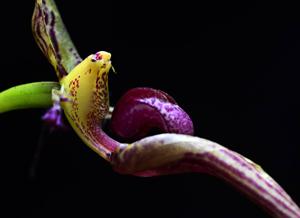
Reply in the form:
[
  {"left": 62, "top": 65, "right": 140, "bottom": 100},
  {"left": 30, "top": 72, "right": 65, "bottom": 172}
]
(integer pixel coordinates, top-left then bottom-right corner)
[{"left": 1, "top": 1, "right": 300, "bottom": 217}]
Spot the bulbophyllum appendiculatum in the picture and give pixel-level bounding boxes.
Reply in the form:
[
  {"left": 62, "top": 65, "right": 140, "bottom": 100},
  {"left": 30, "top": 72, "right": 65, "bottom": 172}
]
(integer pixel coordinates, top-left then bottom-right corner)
[{"left": 0, "top": 0, "right": 299, "bottom": 217}]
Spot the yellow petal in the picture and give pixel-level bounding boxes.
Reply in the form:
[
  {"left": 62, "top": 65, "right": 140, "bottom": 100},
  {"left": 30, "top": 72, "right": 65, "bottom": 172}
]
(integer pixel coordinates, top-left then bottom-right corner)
[{"left": 60, "top": 51, "right": 117, "bottom": 160}]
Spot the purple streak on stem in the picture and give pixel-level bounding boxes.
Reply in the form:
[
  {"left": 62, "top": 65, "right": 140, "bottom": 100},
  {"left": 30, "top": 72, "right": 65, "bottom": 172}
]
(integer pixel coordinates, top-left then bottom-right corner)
[{"left": 112, "top": 134, "right": 300, "bottom": 218}]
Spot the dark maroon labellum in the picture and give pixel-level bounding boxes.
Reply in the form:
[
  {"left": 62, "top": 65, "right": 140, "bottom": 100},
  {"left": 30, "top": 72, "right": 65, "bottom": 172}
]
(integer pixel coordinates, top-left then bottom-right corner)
[{"left": 110, "top": 87, "right": 194, "bottom": 141}]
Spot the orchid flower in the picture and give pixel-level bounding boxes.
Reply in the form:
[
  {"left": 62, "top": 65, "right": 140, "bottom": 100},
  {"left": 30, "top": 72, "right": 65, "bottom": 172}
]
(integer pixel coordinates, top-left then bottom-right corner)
[{"left": 0, "top": 0, "right": 299, "bottom": 217}]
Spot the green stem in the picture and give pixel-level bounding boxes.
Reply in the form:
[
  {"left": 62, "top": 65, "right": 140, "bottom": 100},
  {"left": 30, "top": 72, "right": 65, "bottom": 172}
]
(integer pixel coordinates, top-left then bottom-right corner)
[{"left": 0, "top": 82, "right": 59, "bottom": 113}]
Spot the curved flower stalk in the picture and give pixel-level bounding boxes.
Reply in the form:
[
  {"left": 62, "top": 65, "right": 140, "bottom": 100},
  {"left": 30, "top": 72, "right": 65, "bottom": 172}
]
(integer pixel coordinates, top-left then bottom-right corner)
[
  {"left": 0, "top": 0, "right": 299, "bottom": 217},
  {"left": 112, "top": 134, "right": 300, "bottom": 218}
]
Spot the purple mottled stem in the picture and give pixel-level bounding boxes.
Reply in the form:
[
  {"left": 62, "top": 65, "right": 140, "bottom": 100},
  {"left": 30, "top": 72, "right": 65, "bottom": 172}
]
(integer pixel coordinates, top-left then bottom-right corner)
[
  {"left": 112, "top": 134, "right": 300, "bottom": 218},
  {"left": 110, "top": 87, "right": 194, "bottom": 141}
]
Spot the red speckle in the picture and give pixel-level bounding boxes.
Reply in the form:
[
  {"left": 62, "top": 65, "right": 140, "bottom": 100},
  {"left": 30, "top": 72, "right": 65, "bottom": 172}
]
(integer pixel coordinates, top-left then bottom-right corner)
[
  {"left": 95, "top": 53, "right": 102, "bottom": 60},
  {"left": 92, "top": 52, "right": 103, "bottom": 62}
]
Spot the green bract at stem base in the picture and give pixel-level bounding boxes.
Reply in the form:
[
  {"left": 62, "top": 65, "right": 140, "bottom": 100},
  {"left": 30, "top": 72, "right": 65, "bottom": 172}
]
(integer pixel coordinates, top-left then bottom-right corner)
[{"left": 0, "top": 82, "right": 59, "bottom": 113}]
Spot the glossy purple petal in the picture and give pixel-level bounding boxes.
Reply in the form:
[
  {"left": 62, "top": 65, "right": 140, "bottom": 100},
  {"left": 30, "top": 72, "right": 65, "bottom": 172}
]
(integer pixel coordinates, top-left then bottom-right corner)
[
  {"left": 42, "top": 102, "right": 64, "bottom": 129},
  {"left": 110, "top": 87, "right": 194, "bottom": 141}
]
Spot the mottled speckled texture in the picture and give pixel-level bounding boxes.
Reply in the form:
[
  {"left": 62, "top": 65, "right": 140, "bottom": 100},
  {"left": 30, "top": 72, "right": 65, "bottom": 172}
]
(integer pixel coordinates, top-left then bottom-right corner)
[{"left": 60, "top": 52, "right": 119, "bottom": 160}]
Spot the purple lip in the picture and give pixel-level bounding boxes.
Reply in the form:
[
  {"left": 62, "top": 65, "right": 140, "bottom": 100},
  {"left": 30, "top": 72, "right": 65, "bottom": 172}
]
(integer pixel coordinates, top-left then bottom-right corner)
[{"left": 110, "top": 87, "right": 194, "bottom": 141}]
